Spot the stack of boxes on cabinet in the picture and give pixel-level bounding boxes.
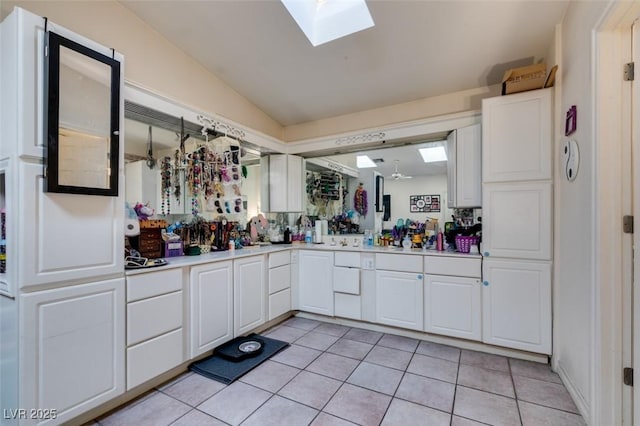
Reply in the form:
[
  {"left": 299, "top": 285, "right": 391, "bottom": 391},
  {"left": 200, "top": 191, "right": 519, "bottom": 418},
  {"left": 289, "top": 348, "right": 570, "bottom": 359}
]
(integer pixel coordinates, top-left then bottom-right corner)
[{"left": 481, "top": 88, "right": 553, "bottom": 354}]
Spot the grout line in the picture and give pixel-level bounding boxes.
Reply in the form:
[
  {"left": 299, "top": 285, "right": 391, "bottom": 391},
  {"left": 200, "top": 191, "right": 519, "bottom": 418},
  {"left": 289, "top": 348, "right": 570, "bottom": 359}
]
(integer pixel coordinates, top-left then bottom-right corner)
[{"left": 508, "top": 358, "right": 525, "bottom": 426}]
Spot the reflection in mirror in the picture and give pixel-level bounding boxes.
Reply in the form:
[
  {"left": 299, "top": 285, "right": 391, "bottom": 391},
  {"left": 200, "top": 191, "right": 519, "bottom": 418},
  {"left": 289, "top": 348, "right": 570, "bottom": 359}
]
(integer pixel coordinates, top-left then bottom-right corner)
[
  {"left": 45, "top": 31, "right": 120, "bottom": 196},
  {"left": 123, "top": 102, "right": 262, "bottom": 224},
  {"left": 305, "top": 138, "right": 457, "bottom": 235}
]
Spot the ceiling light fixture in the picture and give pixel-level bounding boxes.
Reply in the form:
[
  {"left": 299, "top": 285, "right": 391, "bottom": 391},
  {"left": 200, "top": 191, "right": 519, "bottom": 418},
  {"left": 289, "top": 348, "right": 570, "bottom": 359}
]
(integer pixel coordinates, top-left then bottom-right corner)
[
  {"left": 281, "top": 0, "right": 374, "bottom": 47},
  {"left": 356, "top": 155, "right": 377, "bottom": 168},
  {"left": 419, "top": 146, "right": 447, "bottom": 163}
]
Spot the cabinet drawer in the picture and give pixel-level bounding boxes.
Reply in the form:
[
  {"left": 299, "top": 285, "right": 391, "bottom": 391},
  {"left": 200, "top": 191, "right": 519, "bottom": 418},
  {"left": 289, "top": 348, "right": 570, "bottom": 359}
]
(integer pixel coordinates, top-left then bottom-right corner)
[
  {"left": 269, "top": 250, "right": 290, "bottom": 268},
  {"left": 375, "top": 253, "right": 422, "bottom": 273},
  {"left": 127, "top": 291, "right": 183, "bottom": 346},
  {"left": 335, "top": 252, "right": 360, "bottom": 267},
  {"left": 424, "top": 256, "right": 481, "bottom": 278},
  {"left": 127, "top": 268, "right": 182, "bottom": 302},
  {"left": 127, "top": 328, "right": 183, "bottom": 390},
  {"left": 334, "top": 293, "right": 361, "bottom": 320},
  {"left": 333, "top": 266, "right": 360, "bottom": 294},
  {"left": 269, "top": 288, "right": 291, "bottom": 320},
  {"left": 269, "top": 264, "right": 291, "bottom": 294}
]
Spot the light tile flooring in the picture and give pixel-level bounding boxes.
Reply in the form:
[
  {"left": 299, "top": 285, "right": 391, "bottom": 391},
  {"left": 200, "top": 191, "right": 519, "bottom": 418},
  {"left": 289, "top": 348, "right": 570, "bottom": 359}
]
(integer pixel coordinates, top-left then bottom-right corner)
[{"left": 94, "top": 317, "right": 585, "bottom": 426}]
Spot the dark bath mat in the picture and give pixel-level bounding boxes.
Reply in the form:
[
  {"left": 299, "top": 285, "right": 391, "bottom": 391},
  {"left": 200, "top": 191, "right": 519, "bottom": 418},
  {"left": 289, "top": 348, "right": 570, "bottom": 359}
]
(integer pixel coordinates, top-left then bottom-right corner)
[{"left": 189, "top": 333, "right": 289, "bottom": 384}]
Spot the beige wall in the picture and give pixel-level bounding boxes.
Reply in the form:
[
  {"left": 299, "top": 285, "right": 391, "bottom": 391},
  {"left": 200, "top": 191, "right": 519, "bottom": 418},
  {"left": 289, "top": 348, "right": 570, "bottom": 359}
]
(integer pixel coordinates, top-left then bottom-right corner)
[
  {"left": 554, "top": 1, "right": 611, "bottom": 423},
  {"left": 282, "top": 85, "right": 501, "bottom": 142}
]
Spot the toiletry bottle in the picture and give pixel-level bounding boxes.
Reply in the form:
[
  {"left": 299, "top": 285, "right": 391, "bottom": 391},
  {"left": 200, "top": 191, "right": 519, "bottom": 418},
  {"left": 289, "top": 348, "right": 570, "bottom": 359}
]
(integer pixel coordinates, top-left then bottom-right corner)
[
  {"left": 284, "top": 227, "right": 291, "bottom": 244},
  {"left": 402, "top": 235, "right": 412, "bottom": 250},
  {"left": 367, "top": 231, "right": 374, "bottom": 247},
  {"left": 305, "top": 230, "right": 312, "bottom": 244},
  {"left": 436, "top": 231, "right": 444, "bottom": 251}
]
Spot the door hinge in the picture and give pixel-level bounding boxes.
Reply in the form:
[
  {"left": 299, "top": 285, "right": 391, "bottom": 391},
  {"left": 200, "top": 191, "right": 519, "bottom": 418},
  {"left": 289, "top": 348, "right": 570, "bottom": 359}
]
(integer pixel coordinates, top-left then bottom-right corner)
[
  {"left": 624, "top": 367, "right": 634, "bottom": 386},
  {"left": 624, "top": 62, "right": 635, "bottom": 81},
  {"left": 623, "top": 215, "right": 634, "bottom": 234}
]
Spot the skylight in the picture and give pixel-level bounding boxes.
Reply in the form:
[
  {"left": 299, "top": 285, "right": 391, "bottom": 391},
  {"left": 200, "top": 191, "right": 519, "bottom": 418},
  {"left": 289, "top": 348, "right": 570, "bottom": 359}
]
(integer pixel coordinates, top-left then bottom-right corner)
[
  {"left": 419, "top": 146, "right": 447, "bottom": 163},
  {"left": 356, "top": 155, "right": 377, "bottom": 168},
  {"left": 281, "top": 0, "right": 375, "bottom": 47}
]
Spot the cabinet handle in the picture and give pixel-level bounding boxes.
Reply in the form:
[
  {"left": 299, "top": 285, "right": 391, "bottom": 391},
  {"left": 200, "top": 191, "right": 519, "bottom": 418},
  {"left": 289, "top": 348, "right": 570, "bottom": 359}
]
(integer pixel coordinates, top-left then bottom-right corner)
[
  {"left": 483, "top": 281, "right": 489, "bottom": 286},
  {"left": 417, "top": 275, "right": 423, "bottom": 280},
  {"left": 483, "top": 251, "right": 490, "bottom": 256}
]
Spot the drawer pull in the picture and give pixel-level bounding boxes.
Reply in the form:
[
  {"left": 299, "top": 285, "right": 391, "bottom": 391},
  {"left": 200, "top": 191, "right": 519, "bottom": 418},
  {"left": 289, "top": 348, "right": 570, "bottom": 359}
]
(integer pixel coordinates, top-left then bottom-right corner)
[
  {"left": 483, "top": 251, "right": 490, "bottom": 257},
  {"left": 483, "top": 281, "right": 489, "bottom": 286}
]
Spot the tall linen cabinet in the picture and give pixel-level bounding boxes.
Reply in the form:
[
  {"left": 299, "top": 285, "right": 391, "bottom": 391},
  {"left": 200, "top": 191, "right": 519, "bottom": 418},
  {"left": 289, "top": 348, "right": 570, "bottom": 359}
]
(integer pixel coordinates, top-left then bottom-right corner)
[
  {"left": 0, "top": 8, "right": 126, "bottom": 425},
  {"left": 481, "top": 88, "right": 553, "bottom": 355}
]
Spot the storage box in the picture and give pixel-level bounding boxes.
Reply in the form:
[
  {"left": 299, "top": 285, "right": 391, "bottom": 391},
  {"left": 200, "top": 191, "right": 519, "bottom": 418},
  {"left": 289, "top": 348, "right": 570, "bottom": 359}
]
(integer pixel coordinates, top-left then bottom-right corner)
[
  {"left": 501, "top": 63, "right": 556, "bottom": 95},
  {"left": 164, "top": 241, "right": 183, "bottom": 257}
]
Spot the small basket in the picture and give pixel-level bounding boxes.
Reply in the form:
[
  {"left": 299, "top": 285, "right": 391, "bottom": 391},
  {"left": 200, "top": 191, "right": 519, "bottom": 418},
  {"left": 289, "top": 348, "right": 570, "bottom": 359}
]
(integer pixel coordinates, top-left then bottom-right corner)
[{"left": 455, "top": 235, "right": 478, "bottom": 254}]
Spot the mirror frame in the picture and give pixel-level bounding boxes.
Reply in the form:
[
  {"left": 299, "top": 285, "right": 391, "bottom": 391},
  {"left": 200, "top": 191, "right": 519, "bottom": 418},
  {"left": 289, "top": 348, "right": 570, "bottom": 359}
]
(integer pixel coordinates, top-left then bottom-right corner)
[{"left": 44, "top": 31, "right": 121, "bottom": 196}]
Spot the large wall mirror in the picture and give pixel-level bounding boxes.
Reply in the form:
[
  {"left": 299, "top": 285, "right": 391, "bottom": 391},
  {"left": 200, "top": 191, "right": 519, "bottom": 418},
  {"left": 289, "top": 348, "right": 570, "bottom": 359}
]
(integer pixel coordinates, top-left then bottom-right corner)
[
  {"left": 123, "top": 100, "right": 263, "bottom": 224},
  {"left": 44, "top": 31, "right": 121, "bottom": 196}
]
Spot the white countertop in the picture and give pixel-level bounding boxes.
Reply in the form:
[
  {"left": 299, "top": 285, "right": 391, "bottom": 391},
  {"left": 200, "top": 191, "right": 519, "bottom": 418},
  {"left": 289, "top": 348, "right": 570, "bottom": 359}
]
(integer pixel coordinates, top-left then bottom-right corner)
[{"left": 125, "top": 241, "right": 481, "bottom": 275}]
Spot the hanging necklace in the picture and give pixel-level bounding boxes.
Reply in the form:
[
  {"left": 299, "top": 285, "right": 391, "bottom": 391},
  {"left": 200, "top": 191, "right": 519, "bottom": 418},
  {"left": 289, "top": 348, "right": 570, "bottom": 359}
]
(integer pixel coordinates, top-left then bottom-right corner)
[{"left": 161, "top": 156, "right": 172, "bottom": 215}]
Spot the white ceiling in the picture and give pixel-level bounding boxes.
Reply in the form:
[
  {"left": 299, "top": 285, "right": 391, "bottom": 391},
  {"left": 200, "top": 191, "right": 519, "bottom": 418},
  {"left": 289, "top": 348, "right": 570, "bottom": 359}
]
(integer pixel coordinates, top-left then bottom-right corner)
[{"left": 120, "top": 0, "right": 569, "bottom": 126}]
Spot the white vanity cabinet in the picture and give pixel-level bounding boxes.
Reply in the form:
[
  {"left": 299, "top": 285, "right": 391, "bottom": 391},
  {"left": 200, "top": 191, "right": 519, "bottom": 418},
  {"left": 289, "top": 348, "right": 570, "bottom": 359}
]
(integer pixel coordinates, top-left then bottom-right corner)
[
  {"left": 375, "top": 269, "right": 424, "bottom": 331},
  {"left": 260, "top": 154, "right": 304, "bottom": 212},
  {"left": 126, "top": 268, "right": 184, "bottom": 390},
  {"left": 190, "top": 261, "right": 233, "bottom": 358},
  {"left": 234, "top": 255, "right": 266, "bottom": 336},
  {"left": 447, "top": 123, "right": 482, "bottom": 208},
  {"left": 423, "top": 256, "right": 482, "bottom": 341},
  {"left": 374, "top": 253, "right": 424, "bottom": 331},
  {"left": 20, "top": 278, "right": 125, "bottom": 425},
  {"left": 482, "top": 259, "right": 552, "bottom": 354},
  {"left": 268, "top": 250, "right": 291, "bottom": 320},
  {"left": 482, "top": 88, "right": 552, "bottom": 183},
  {"left": 298, "top": 250, "right": 334, "bottom": 316},
  {"left": 333, "top": 251, "right": 361, "bottom": 320}
]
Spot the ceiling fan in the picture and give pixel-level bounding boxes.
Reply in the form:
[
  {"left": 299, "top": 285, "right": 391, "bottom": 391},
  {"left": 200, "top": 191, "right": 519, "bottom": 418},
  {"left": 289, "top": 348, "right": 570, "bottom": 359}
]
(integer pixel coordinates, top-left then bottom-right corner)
[{"left": 388, "top": 160, "right": 413, "bottom": 180}]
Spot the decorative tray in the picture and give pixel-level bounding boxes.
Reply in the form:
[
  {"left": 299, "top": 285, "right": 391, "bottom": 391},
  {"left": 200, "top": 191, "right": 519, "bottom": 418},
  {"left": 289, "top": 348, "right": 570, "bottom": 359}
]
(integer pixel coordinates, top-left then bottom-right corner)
[{"left": 125, "top": 256, "right": 168, "bottom": 270}]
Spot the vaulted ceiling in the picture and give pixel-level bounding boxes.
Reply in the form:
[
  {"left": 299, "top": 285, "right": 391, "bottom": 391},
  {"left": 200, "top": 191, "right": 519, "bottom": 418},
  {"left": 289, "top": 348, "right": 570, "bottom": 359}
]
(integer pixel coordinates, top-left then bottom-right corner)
[{"left": 120, "top": 0, "right": 568, "bottom": 127}]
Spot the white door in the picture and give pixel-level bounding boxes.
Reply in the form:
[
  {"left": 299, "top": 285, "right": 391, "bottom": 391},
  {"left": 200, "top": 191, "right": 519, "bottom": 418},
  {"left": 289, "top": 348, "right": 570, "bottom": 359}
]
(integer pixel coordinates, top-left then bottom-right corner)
[
  {"left": 234, "top": 255, "right": 266, "bottom": 336},
  {"left": 20, "top": 278, "right": 125, "bottom": 425},
  {"left": 482, "top": 181, "right": 552, "bottom": 260},
  {"left": 190, "top": 261, "right": 233, "bottom": 357},
  {"left": 424, "top": 275, "right": 481, "bottom": 341},
  {"left": 375, "top": 270, "right": 423, "bottom": 331},
  {"left": 482, "top": 259, "right": 551, "bottom": 354},
  {"left": 299, "top": 250, "right": 334, "bottom": 315}
]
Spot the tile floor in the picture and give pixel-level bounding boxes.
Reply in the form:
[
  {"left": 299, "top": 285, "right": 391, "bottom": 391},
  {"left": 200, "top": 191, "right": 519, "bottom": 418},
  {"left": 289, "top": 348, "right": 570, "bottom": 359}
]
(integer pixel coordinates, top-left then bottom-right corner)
[{"left": 94, "top": 317, "right": 585, "bottom": 426}]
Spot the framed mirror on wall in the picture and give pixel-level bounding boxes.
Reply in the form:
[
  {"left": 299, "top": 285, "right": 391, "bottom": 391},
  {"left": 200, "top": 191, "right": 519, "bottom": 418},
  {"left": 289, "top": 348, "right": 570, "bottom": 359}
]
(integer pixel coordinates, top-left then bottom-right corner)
[{"left": 44, "top": 31, "right": 121, "bottom": 196}]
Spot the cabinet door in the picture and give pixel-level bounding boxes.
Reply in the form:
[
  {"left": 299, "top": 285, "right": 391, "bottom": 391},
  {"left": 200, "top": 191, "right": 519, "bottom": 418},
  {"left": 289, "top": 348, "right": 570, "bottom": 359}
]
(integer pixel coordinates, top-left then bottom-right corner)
[
  {"left": 424, "top": 275, "right": 481, "bottom": 341},
  {"left": 287, "top": 155, "right": 304, "bottom": 212},
  {"left": 20, "top": 278, "right": 125, "bottom": 424},
  {"left": 375, "top": 271, "right": 423, "bottom": 331},
  {"left": 456, "top": 123, "right": 482, "bottom": 208},
  {"left": 190, "top": 261, "right": 233, "bottom": 357},
  {"left": 482, "top": 182, "right": 552, "bottom": 260},
  {"left": 446, "top": 130, "right": 457, "bottom": 209},
  {"left": 234, "top": 255, "right": 266, "bottom": 336},
  {"left": 299, "top": 250, "right": 334, "bottom": 316},
  {"left": 19, "top": 161, "right": 124, "bottom": 288},
  {"left": 482, "top": 259, "right": 552, "bottom": 354},
  {"left": 482, "top": 88, "right": 552, "bottom": 182}
]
